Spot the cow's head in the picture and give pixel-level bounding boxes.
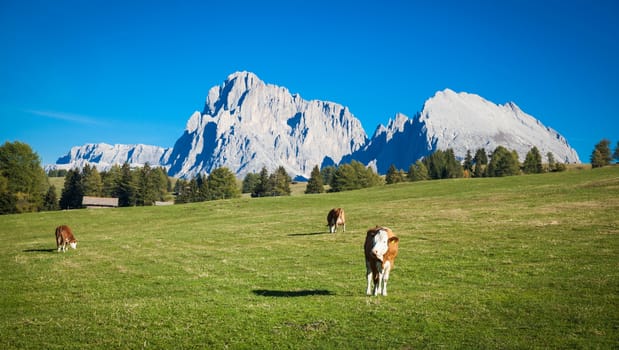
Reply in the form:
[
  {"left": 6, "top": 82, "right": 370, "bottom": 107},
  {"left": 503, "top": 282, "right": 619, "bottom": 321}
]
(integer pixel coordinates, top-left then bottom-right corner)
[
  {"left": 370, "top": 229, "right": 396, "bottom": 261},
  {"left": 69, "top": 240, "right": 77, "bottom": 249}
]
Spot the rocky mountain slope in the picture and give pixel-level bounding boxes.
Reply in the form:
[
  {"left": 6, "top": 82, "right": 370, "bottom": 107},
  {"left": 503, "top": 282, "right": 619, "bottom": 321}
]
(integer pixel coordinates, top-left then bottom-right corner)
[
  {"left": 165, "top": 71, "right": 367, "bottom": 179},
  {"left": 344, "top": 89, "right": 580, "bottom": 174},
  {"left": 55, "top": 143, "right": 171, "bottom": 171}
]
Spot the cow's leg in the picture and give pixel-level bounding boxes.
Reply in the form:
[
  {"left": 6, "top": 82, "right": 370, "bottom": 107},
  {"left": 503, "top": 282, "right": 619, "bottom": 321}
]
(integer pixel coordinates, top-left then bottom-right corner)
[
  {"left": 381, "top": 262, "right": 391, "bottom": 296},
  {"left": 374, "top": 262, "right": 383, "bottom": 296},
  {"left": 342, "top": 223, "right": 346, "bottom": 232},
  {"left": 365, "top": 261, "right": 374, "bottom": 295}
]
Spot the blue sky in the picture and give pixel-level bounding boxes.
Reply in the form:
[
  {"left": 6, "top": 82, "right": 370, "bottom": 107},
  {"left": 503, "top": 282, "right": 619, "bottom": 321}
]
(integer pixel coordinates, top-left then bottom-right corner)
[{"left": 1, "top": 0, "right": 617, "bottom": 165}]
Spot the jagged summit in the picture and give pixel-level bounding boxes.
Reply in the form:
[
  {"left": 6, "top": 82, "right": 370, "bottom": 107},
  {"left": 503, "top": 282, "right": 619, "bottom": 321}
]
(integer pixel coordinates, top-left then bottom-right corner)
[
  {"left": 346, "top": 89, "right": 580, "bottom": 174},
  {"left": 421, "top": 88, "right": 578, "bottom": 161},
  {"left": 53, "top": 72, "right": 580, "bottom": 178},
  {"left": 203, "top": 71, "right": 265, "bottom": 116},
  {"left": 167, "top": 71, "right": 368, "bottom": 178}
]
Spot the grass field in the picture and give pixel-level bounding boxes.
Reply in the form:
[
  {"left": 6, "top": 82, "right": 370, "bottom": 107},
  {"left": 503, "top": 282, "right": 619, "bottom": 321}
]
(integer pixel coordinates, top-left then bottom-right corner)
[{"left": 2, "top": 167, "right": 618, "bottom": 349}]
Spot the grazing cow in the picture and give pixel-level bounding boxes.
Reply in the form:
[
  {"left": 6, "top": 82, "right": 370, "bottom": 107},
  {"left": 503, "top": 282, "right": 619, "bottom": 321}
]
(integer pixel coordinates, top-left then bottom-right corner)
[
  {"left": 327, "top": 208, "right": 346, "bottom": 233},
  {"left": 364, "top": 226, "right": 399, "bottom": 296},
  {"left": 55, "top": 225, "right": 77, "bottom": 252}
]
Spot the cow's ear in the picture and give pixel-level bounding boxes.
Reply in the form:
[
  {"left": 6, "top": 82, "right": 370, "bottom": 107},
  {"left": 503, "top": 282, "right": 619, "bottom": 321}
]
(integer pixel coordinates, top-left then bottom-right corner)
[{"left": 388, "top": 237, "right": 399, "bottom": 244}]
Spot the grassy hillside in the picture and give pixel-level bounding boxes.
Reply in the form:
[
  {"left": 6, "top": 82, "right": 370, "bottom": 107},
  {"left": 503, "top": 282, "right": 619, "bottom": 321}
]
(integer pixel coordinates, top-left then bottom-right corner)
[{"left": 1, "top": 167, "right": 617, "bottom": 349}]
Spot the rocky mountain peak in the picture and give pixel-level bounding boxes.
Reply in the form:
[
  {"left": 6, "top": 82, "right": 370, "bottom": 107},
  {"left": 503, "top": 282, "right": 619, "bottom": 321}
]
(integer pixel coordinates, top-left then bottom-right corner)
[{"left": 167, "top": 71, "right": 368, "bottom": 179}]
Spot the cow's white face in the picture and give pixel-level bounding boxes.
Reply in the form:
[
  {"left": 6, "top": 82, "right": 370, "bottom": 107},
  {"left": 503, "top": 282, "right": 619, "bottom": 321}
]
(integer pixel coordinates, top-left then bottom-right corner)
[
  {"left": 371, "top": 229, "right": 389, "bottom": 261},
  {"left": 69, "top": 242, "right": 77, "bottom": 249}
]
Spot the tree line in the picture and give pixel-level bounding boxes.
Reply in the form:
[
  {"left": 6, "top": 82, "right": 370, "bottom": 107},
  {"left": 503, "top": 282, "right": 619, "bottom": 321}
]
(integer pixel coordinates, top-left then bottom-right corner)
[
  {"left": 397, "top": 145, "right": 568, "bottom": 183},
  {"left": 385, "top": 145, "right": 574, "bottom": 185},
  {"left": 1, "top": 139, "right": 619, "bottom": 214},
  {"left": 59, "top": 163, "right": 171, "bottom": 209},
  {"left": 303, "top": 143, "right": 614, "bottom": 192},
  {"left": 241, "top": 166, "right": 293, "bottom": 197},
  {"left": 303, "top": 160, "right": 383, "bottom": 194},
  {"left": 174, "top": 167, "right": 241, "bottom": 203},
  {"left": 175, "top": 165, "right": 294, "bottom": 204}
]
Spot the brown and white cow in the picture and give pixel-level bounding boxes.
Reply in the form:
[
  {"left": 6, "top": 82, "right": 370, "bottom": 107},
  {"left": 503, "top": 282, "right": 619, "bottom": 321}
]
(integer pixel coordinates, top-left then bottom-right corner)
[
  {"left": 55, "top": 225, "right": 77, "bottom": 252},
  {"left": 364, "top": 226, "right": 399, "bottom": 296},
  {"left": 327, "top": 208, "right": 346, "bottom": 233}
]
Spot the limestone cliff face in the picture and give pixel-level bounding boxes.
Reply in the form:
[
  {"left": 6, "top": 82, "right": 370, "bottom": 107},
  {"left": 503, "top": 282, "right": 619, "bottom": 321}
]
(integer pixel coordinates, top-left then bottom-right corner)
[
  {"left": 346, "top": 89, "right": 579, "bottom": 174},
  {"left": 166, "top": 71, "right": 368, "bottom": 178}
]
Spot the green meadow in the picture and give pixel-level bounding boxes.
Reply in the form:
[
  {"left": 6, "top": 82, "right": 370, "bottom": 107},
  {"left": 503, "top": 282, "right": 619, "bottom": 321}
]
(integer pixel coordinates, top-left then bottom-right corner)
[{"left": 1, "top": 167, "right": 617, "bottom": 349}]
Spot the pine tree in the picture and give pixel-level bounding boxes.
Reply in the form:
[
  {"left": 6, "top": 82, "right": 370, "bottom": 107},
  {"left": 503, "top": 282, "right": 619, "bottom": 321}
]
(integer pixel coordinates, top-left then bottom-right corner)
[
  {"left": 473, "top": 148, "right": 488, "bottom": 177},
  {"left": 116, "top": 163, "right": 136, "bottom": 207},
  {"left": 195, "top": 174, "right": 209, "bottom": 202},
  {"left": 487, "top": 146, "right": 520, "bottom": 177},
  {"left": 385, "top": 164, "right": 404, "bottom": 184},
  {"left": 206, "top": 167, "right": 240, "bottom": 200},
  {"left": 320, "top": 166, "right": 336, "bottom": 187},
  {"left": 187, "top": 177, "right": 200, "bottom": 202},
  {"left": 591, "top": 139, "right": 612, "bottom": 168},
  {"left": 242, "top": 173, "right": 260, "bottom": 194},
  {"left": 407, "top": 160, "right": 429, "bottom": 181},
  {"left": 474, "top": 148, "right": 488, "bottom": 165},
  {"left": 136, "top": 163, "right": 164, "bottom": 205},
  {"left": 174, "top": 179, "right": 191, "bottom": 204},
  {"left": 331, "top": 161, "right": 382, "bottom": 192},
  {"left": 352, "top": 160, "right": 382, "bottom": 187},
  {"left": 423, "top": 151, "right": 442, "bottom": 179},
  {"left": 546, "top": 152, "right": 556, "bottom": 172},
  {"left": 151, "top": 167, "right": 170, "bottom": 201},
  {"left": 613, "top": 141, "right": 619, "bottom": 164},
  {"left": 444, "top": 149, "right": 463, "bottom": 178},
  {"left": 463, "top": 150, "right": 474, "bottom": 172},
  {"left": 331, "top": 163, "right": 358, "bottom": 192},
  {"left": 269, "top": 166, "right": 292, "bottom": 196},
  {"left": 82, "top": 164, "right": 103, "bottom": 196},
  {"left": 42, "top": 185, "right": 59, "bottom": 211},
  {"left": 60, "top": 169, "right": 83, "bottom": 209},
  {"left": 253, "top": 167, "right": 271, "bottom": 197},
  {"left": 305, "top": 165, "right": 324, "bottom": 194},
  {"left": 590, "top": 149, "right": 604, "bottom": 169},
  {"left": 102, "top": 165, "right": 121, "bottom": 197},
  {"left": 423, "top": 149, "right": 462, "bottom": 179},
  {"left": 523, "top": 146, "right": 543, "bottom": 174}
]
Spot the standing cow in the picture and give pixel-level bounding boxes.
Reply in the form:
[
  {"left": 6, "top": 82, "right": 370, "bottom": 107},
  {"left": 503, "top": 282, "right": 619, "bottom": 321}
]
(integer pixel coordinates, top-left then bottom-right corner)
[
  {"left": 364, "top": 226, "right": 399, "bottom": 296},
  {"left": 327, "top": 208, "right": 346, "bottom": 233},
  {"left": 55, "top": 225, "right": 77, "bottom": 252}
]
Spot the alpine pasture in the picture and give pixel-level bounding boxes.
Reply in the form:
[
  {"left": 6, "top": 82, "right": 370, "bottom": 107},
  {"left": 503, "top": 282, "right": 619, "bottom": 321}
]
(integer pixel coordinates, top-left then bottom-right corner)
[{"left": 1, "top": 167, "right": 617, "bottom": 349}]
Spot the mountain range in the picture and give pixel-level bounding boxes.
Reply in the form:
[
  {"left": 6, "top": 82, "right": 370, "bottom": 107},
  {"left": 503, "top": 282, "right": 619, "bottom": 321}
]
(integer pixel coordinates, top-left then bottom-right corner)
[{"left": 53, "top": 71, "right": 580, "bottom": 179}]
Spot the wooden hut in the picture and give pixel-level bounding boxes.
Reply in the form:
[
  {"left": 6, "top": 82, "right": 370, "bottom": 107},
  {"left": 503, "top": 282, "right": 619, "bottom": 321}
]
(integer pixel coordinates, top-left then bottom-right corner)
[{"left": 82, "top": 196, "right": 119, "bottom": 209}]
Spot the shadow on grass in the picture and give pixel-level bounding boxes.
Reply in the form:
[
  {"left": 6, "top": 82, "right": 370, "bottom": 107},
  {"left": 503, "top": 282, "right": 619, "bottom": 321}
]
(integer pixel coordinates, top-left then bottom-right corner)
[
  {"left": 252, "top": 289, "right": 334, "bottom": 297},
  {"left": 287, "top": 231, "right": 328, "bottom": 237},
  {"left": 23, "top": 248, "right": 56, "bottom": 253}
]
